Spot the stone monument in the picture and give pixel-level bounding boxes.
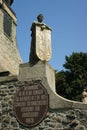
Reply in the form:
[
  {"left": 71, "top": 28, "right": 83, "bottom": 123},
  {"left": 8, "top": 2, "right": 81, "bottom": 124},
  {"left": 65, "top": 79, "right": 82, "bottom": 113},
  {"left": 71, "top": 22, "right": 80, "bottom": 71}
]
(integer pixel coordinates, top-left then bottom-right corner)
[
  {"left": 19, "top": 14, "right": 55, "bottom": 93},
  {"left": 1, "top": 10, "right": 87, "bottom": 129},
  {"left": 0, "top": 0, "right": 22, "bottom": 75},
  {"left": 17, "top": 14, "right": 87, "bottom": 128},
  {"left": 16, "top": 14, "right": 54, "bottom": 127},
  {"left": 29, "top": 14, "right": 52, "bottom": 64}
]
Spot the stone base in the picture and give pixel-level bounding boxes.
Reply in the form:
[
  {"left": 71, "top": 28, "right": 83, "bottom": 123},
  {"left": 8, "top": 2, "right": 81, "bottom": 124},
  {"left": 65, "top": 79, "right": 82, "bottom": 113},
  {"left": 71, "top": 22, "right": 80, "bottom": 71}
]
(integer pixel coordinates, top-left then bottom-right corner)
[
  {"left": 18, "top": 61, "right": 87, "bottom": 109},
  {"left": 18, "top": 61, "right": 55, "bottom": 92}
]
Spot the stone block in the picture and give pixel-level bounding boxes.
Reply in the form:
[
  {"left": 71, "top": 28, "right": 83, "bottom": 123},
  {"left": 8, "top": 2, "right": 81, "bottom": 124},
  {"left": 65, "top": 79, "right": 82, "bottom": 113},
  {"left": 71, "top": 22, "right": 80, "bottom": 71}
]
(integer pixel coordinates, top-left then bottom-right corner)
[{"left": 18, "top": 61, "right": 56, "bottom": 92}]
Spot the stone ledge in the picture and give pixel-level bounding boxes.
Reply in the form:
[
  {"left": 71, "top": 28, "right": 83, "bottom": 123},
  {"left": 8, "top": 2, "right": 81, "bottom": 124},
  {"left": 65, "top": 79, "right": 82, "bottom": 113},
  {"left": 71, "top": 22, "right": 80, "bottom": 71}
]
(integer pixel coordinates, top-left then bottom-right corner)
[
  {"left": 0, "top": 75, "right": 18, "bottom": 83},
  {"left": 0, "top": 0, "right": 17, "bottom": 23}
]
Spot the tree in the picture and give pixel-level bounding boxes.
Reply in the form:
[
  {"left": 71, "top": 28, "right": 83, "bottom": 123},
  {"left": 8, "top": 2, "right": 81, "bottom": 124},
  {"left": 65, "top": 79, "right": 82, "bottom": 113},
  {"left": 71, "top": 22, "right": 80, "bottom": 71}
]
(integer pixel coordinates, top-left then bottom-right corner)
[{"left": 56, "top": 52, "right": 87, "bottom": 101}]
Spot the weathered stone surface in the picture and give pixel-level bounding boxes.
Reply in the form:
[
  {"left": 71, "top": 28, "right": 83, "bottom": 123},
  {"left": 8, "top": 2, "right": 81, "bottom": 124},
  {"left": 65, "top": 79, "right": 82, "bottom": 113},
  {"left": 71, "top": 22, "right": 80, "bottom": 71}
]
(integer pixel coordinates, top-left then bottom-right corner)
[
  {"left": 19, "top": 62, "right": 87, "bottom": 110},
  {"left": 19, "top": 61, "right": 56, "bottom": 92},
  {"left": 0, "top": 1, "right": 22, "bottom": 75},
  {"left": 0, "top": 78, "right": 87, "bottom": 129}
]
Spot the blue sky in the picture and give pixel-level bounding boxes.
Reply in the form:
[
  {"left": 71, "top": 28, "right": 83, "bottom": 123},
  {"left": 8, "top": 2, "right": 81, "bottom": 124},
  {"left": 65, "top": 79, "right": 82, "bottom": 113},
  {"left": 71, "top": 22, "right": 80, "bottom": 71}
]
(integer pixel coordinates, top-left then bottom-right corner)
[{"left": 12, "top": 0, "right": 87, "bottom": 71}]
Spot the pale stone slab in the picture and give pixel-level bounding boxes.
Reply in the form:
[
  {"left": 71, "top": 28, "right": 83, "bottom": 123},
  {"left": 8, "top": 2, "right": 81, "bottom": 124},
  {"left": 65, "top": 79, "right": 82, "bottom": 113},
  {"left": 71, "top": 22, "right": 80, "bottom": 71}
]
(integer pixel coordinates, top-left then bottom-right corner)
[
  {"left": 19, "top": 61, "right": 55, "bottom": 92},
  {"left": 36, "top": 24, "right": 52, "bottom": 61}
]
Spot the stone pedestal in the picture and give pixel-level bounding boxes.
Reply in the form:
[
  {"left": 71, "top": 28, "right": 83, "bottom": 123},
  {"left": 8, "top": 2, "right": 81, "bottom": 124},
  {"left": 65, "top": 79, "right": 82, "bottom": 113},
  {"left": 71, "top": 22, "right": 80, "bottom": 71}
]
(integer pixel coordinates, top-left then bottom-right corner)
[{"left": 19, "top": 61, "right": 55, "bottom": 92}]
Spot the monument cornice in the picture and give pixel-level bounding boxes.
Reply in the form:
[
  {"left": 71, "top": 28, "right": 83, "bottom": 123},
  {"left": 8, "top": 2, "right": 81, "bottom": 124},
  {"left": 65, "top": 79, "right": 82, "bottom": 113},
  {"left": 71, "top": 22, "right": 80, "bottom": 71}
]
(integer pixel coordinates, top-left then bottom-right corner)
[
  {"left": 0, "top": 0, "right": 17, "bottom": 24},
  {"left": 33, "top": 21, "right": 52, "bottom": 31}
]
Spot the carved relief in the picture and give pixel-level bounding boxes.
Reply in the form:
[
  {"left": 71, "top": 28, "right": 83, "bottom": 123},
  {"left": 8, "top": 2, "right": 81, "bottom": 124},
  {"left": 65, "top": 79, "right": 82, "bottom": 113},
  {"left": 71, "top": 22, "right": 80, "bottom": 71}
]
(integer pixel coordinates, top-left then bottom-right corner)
[{"left": 36, "top": 25, "right": 52, "bottom": 61}]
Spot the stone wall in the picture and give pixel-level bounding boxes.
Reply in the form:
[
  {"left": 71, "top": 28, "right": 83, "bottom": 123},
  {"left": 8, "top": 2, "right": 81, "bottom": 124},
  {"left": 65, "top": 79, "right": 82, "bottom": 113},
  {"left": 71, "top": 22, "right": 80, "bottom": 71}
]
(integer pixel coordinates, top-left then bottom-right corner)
[
  {"left": 0, "top": 3, "right": 22, "bottom": 75},
  {"left": 0, "top": 77, "right": 87, "bottom": 130}
]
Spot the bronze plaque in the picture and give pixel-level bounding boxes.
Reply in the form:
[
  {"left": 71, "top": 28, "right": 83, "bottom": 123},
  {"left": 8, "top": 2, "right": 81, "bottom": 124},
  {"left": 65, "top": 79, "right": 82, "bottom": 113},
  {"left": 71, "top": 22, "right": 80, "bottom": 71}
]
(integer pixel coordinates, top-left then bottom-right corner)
[{"left": 14, "top": 81, "right": 49, "bottom": 128}]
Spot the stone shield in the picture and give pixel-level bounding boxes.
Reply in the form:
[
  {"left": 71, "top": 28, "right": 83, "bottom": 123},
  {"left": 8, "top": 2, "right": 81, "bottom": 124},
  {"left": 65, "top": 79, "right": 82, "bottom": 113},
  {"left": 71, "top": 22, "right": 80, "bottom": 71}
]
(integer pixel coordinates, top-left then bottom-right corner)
[{"left": 36, "top": 25, "right": 52, "bottom": 61}]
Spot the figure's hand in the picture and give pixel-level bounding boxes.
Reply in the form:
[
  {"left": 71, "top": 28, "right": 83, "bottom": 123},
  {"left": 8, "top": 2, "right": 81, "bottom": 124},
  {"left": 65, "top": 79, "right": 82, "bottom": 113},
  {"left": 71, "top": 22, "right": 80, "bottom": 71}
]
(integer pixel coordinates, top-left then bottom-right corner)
[{"left": 41, "top": 25, "right": 46, "bottom": 31}]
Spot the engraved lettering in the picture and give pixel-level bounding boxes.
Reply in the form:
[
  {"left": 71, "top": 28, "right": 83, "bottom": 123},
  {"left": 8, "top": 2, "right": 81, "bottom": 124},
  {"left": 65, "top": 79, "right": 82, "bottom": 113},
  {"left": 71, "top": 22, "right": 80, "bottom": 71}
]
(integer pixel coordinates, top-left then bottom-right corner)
[
  {"left": 21, "top": 107, "right": 34, "bottom": 112},
  {"left": 15, "top": 102, "right": 26, "bottom": 107},
  {"left": 24, "top": 85, "right": 38, "bottom": 90},
  {"left": 15, "top": 97, "right": 19, "bottom": 101},
  {"left": 27, "top": 100, "right": 47, "bottom": 106},
  {"left": 26, "top": 118, "right": 34, "bottom": 124},
  {"left": 22, "top": 112, "right": 38, "bottom": 118},
  {"left": 35, "top": 106, "right": 40, "bottom": 111},
  {"left": 19, "top": 91, "right": 32, "bottom": 97},
  {"left": 33, "top": 90, "right": 43, "bottom": 95},
  {"left": 14, "top": 82, "right": 48, "bottom": 127},
  {"left": 41, "top": 95, "right": 47, "bottom": 100}
]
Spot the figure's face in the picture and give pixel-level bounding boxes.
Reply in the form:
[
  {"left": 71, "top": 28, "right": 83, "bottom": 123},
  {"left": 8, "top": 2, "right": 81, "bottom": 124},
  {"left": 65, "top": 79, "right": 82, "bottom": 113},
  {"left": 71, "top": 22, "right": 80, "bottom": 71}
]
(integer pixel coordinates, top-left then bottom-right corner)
[{"left": 37, "top": 15, "right": 43, "bottom": 23}]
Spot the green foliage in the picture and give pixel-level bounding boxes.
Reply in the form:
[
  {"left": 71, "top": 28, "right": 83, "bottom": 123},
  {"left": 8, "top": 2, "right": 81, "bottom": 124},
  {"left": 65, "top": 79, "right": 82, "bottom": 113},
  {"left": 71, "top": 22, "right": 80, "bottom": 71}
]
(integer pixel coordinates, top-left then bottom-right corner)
[{"left": 56, "top": 52, "right": 87, "bottom": 101}]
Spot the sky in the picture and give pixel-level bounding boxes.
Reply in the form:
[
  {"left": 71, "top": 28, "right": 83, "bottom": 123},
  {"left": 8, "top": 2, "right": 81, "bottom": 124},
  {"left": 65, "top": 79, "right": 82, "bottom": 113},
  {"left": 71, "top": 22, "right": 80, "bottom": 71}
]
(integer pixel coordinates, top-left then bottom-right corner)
[{"left": 11, "top": 0, "right": 87, "bottom": 71}]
